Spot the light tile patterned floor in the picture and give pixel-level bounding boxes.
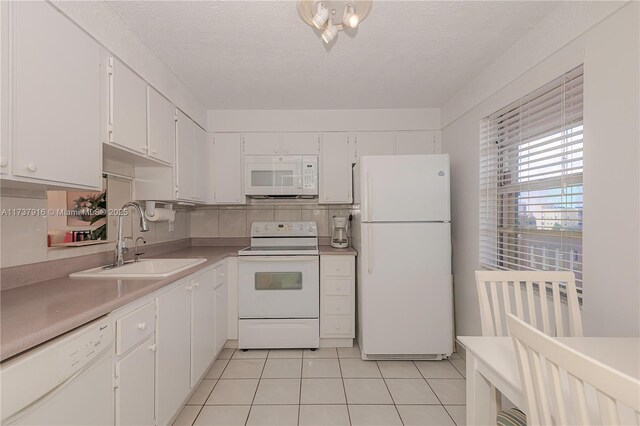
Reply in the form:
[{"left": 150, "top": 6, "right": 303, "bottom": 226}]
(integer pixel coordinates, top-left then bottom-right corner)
[{"left": 173, "top": 346, "right": 467, "bottom": 426}]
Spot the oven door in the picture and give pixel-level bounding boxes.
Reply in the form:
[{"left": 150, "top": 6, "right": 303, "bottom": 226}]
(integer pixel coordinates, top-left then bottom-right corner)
[
  {"left": 238, "top": 256, "right": 319, "bottom": 319},
  {"left": 244, "top": 156, "right": 303, "bottom": 196}
]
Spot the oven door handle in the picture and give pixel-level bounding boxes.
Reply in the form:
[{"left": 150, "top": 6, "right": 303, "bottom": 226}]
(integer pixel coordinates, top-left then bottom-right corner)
[{"left": 238, "top": 256, "right": 318, "bottom": 262}]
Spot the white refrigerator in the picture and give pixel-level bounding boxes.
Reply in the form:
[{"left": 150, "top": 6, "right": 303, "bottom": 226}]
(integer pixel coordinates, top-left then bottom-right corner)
[{"left": 352, "top": 154, "right": 453, "bottom": 360}]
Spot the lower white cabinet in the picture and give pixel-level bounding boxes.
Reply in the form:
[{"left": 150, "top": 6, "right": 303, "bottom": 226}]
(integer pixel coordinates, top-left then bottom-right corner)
[
  {"left": 156, "top": 280, "right": 192, "bottom": 426},
  {"left": 115, "top": 336, "right": 156, "bottom": 426},
  {"left": 190, "top": 269, "right": 216, "bottom": 387},
  {"left": 320, "top": 255, "right": 356, "bottom": 341},
  {"left": 213, "top": 263, "right": 229, "bottom": 355}
]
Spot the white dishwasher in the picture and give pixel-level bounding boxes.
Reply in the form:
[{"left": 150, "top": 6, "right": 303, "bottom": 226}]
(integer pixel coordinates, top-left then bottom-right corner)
[{"left": 1, "top": 317, "right": 115, "bottom": 426}]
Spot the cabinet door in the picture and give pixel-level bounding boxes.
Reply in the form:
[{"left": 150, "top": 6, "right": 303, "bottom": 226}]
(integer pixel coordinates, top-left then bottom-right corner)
[
  {"left": 320, "top": 133, "right": 352, "bottom": 204},
  {"left": 282, "top": 132, "right": 319, "bottom": 155},
  {"left": 213, "top": 265, "right": 229, "bottom": 356},
  {"left": 110, "top": 57, "right": 147, "bottom": 155},
  {"left": 194, "top": 126, "right": 212, "bottom": 203},
  {"left": 396, "top": 131, "right": 436, "bottom": 154},
  {"left": 156, "top": 282, "right": 192, "bottom": 426},
  {"left": 1, "top": 2, "right": 9, "bottom": 175},
  {"left": 191, "top": 269, "right": 216, "bottom": 386},
  {"left": 176, "top": 110, "right": 196, "bottom": 201},
  {"left": 147, "top": 87, "right": 175, "bottom": 164},
  {"left": 213, "top": 133, "right": 244, "bottom": 204},
  {"left": 243, "top": 132, "right": 281, "bottom": 155},
  {"left": 353, "top": 132, "right": 395, "bottom": 161},
  {"left": 116, "top": 336, "right": 155, "bottom": 426},
  {"left": 12, "top": 1, "right": 101, "bottom": 188}
]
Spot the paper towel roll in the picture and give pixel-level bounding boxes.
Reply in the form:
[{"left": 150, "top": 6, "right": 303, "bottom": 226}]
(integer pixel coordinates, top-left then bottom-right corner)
[{"left": 145, "top": 208, "right": 175, "bottom": 222}]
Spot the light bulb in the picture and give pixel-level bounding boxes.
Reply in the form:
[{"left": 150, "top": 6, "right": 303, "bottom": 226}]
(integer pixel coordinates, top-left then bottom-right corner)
[
  {"left": 312, "top": 3, "right": 329, "bottom": 29},
  {"left": 343, "top": 4, "right": 359, "bottom": 29},
  {"left": 321, "top": 20, "right": 338, "bottom": 44}
]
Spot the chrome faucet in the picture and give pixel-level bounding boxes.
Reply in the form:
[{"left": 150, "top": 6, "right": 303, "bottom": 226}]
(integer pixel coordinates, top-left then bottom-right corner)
[{"left": 114, "top": 202, "right": 149, "bottom": 267}]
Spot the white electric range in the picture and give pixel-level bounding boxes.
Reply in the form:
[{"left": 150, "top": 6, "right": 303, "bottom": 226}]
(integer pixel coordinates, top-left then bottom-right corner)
[{"left": 237, "top": 222, "right": 320, "bottom": 349}]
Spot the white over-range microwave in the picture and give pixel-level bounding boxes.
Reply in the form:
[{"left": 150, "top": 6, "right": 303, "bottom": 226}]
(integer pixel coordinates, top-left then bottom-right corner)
[{"left": 244, "top": 155, "right": 318, "bottom": 198}]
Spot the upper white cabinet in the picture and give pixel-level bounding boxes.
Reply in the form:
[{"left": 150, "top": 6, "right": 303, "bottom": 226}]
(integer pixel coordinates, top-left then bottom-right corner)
[
  {"left": 147, "top": 87, "right": 175, "bottom": 164},
  {"left": 396, "top": 131, "right": 438, "bottom": 154},
  {"left": 351, "top": 131, "right": 395, "bottom": 162},
  {"left": 320, "top": 133, "right": 352, "bottom": 204},
  {"left": 243, "top": 132, "right": 320, "bottom": 156},
  {"left": 106, "top": 56, "right": 147, "bottom": 155},
  {"left": 3, "top": 1, "right": 101, "bottom": 189},
  {"left": 175, "top": 110, "right": 196, "bottom": 201},
  {"left": 213, "top": 133, "right": 244, "bottom": 204},
  {"left": 243, "top": 132, "right": 281, "bottom": 155},
  {"left": 282, "top": 132, "right": 320, "bottom": 155},
  {"left": 195, "top": 126, "right": 213, "bottom": 203}
]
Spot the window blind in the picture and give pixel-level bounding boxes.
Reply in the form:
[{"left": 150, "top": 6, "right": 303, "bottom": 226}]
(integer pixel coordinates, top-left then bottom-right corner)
[{"left": 480, "top": 65, "right": 584, "bottom": 288}]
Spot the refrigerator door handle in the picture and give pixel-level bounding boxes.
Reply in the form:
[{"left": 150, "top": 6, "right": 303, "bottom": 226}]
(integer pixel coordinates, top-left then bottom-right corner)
[
  {"left": 367, "top": 226, "right": 373, "bottom": 274},
  {"left": 367, "top": 172, "right": 373, "bottom": 222}
]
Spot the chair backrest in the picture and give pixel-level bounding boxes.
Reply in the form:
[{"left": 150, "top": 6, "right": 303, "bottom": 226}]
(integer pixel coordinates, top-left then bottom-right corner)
[
  {"left": 475, "top": 270, "right": 582, "bottom": 337},
  {"left": 507, "top": 314, "right": 640, "bottom": 426}
]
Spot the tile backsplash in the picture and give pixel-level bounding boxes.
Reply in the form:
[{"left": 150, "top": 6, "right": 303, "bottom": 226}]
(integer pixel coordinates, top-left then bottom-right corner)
[{"left": 190, "top": 203, "right": 355, "bottom": 238}]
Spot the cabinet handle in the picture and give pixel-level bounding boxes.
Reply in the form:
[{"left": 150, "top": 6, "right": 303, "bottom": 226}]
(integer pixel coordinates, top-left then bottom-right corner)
[
  {"left": 335, "top": 266, "right": 341, "bottom": 271},
  {"left": 335, "top": 324, "right": 341, "bottom": 330},
  {"left": 26, "top": 163, "right": 37, "bottom": 173},
  {"left": 186, "top": 285, "right": 193, "bottom": 291},
  {"left": 0, "top": 156, "right": 7, "bottom": 167},
  {"left": 273, "top": 149, "right": 278, "bottom": 153},
  {"left": 141, "top": 146, "right": 148, "bottom": 152},
  {"left": 151, "top": 149, "right": 158, "bottom": 154},
  {"left": 214, "top": 292, "right": 220, "bottom": 297},
  {"left": 193, "top": 282, "right": 200, "bottom": 288},
  {"left": 148, "top": 344, "right": 157, "bottom": 352},
  {"left": 220, "top": 273, "right": 225, "bottom": 277},
  {"left": 137, "top": 322, "right": 147, "bottom": 330}
]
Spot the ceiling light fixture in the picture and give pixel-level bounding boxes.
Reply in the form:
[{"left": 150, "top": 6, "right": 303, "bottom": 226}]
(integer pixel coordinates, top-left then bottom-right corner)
[
  {"left": 312, "top": 3, "right": 329, "bottom": 29},
  {"left": 343, "top": 4, "right": 359, "bottom": 29},
  {"left": 321, "top": 20, "right": 338, "bottom": 44},
  {"left": 297, "top": 0, "right": 372, "bottom": 46}
]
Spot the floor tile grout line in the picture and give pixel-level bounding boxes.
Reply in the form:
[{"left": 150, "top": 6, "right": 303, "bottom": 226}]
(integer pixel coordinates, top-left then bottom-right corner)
[
  {"left": 336, "top": 350, "right": 353, "bottom": 426},
  {"left": 244, "top": 350, "right": 268, "bottom": 426},
  {"left": 297, "top": 356, "right": 303, "bottom": 426},
  {"left": 376, "top": 360, "right": 405, "bottom": 426},
  {"left": 412, "top": 360, "right": 459, "bottom": 426}
]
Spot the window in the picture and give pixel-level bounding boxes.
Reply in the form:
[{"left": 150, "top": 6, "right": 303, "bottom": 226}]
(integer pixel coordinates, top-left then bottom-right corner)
[{"left": 480, "top": 65, "right": 584, "bottom": 288}]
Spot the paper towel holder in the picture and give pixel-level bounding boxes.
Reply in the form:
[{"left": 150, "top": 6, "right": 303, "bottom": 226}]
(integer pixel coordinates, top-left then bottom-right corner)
[{"left": 145, "top": 201, "right": 174, "bottom": 217}]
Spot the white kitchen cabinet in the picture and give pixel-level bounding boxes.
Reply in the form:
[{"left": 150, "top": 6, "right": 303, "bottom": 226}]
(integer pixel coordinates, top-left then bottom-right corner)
[
  {"left": 396, "top": 131, "right": 438, "bottom": 154},
  {"left": 156, "top": 280, "right": 192, "bottom": 426},
  {"left": 115, "top": 336, "right": 156, "bottom": 426},
  {"left": 4, "top": 1, "right": 101, "bottom": 189},
  {"left": 213, "top": 133, "right": 244, "bottom": 204},
  {"left": 147, "top": 87, "right": 175, "bottom": 164},
  {"left": 107, "top": 56, "right": 147, "bottom": 155},
  {"left": 194, "top": 126, "right": 212, "bottom": 203},
  {"left": 282, "top": 132, "right": 320, "bottom": 155},
  {"left": 190, "top": 269, "right": 216, "bottom": 387},
  {"left": 320, "top": 255, "right": 356, "bottom": 343},
  {"left": 320, "top": 132, "right": 352, "bottom": 204},
  {"left": 243, "top": 132, "right": 282, "bottom": 155},
  {"left": 176, "top": 110, "right": 196, "bottom": 201},
  {"left": 1, "top": 2, "right": 9, "bottom": 176},
  {"left": 213, "top": 263, "right": 229, "bottom": 356},
  {"left": 351, "top": 131, "right": 395, "bottom": 162}
]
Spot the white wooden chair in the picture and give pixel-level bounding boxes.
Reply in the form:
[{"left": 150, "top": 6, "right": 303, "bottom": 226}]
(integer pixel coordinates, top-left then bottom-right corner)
[
  {"left": 475, "top": 270, "right": 582, "bottom": 337},
  {"left": 507, "top": 313, "right": 640, "bottom": 425}
]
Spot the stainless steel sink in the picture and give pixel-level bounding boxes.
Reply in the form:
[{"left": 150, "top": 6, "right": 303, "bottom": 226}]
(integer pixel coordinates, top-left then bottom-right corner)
[{"left": 70, "top": 258, "right": 207, "bottom": 279}]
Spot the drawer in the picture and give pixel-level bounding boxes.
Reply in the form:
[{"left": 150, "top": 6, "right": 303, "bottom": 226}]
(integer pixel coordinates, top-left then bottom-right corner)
[
  {"left": 116, "top": 301, "right": 156, "bottom": 355},
  {"left": 322, "top": 297, "right": 351, "bottom": 315},
  {"left": 321, "top": 316, "right": 352, "bottom": 337},
  {"left": 322, "top": 278, "right": 352, "bottom": 296},
  {"left": 321, "top": 257, "right": 352, "bottom": 277}
]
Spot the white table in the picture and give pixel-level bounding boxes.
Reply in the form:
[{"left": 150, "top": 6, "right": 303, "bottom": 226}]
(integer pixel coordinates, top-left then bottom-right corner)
[{"left": 458, "top": 336, "right": 640, "bottom": 426}]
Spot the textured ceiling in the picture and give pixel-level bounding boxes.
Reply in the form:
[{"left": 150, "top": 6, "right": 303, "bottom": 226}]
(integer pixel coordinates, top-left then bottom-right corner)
[{"left": 104, "top": 1, "right": 560, "bottom": 110}]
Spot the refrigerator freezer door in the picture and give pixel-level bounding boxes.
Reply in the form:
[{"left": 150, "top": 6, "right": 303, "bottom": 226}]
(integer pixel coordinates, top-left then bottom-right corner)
[
  {"left": 361, "top": 155, "right": 450, "bottom": 222},
  {"left": 359, "top": 222, "right": 453, "bottom": 356}
]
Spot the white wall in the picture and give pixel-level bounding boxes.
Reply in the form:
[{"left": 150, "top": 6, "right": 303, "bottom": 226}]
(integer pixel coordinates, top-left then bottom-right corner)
[
  {"left": 51, "top": 1, "right": 207, "bottom": 128},
  {"left": 442, "top": 2, "right": 640, "bottom": 337},
  {"left": 208, "top": 109, "right": 441, "bottom": 132}
]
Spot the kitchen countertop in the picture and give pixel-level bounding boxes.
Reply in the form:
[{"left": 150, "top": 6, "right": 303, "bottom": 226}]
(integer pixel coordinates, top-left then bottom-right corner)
[
  {"left": 0, "top": 245, "right": 357, "bottom": 362},
  {"left": 0, "top": 246, "right": 243, "bottom": 362}
]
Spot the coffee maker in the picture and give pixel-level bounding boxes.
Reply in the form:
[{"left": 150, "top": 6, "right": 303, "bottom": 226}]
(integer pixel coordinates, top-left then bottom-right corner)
[{"left": 330, "top": 215, "right": 350, "bottom": 249}]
